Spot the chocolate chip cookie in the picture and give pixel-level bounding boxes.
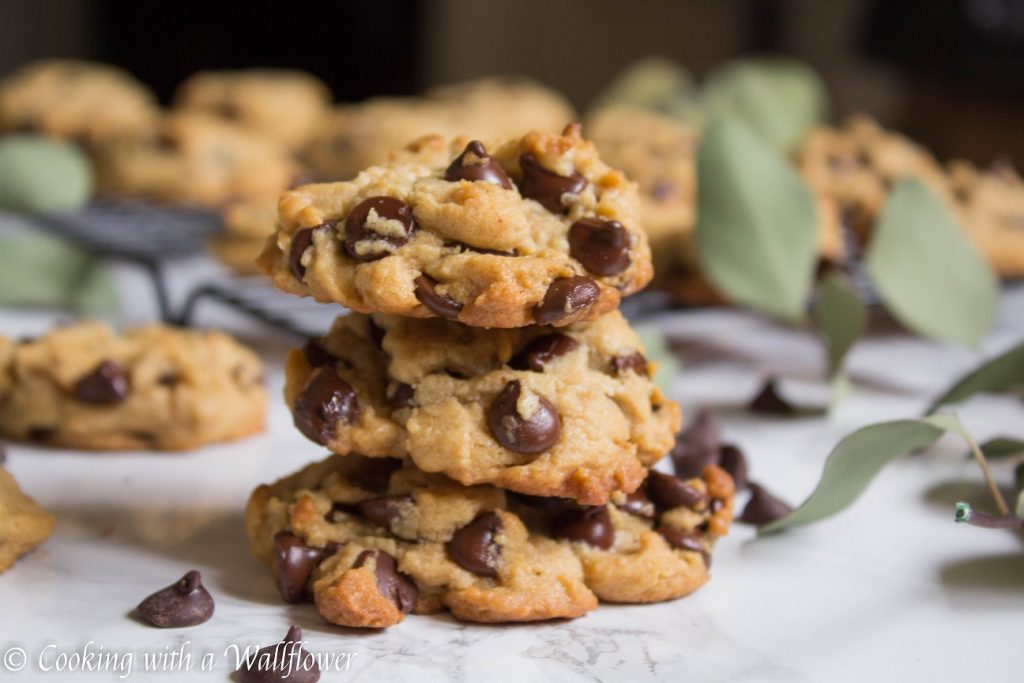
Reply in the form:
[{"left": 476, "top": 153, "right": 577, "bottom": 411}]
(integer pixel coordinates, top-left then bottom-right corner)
[
  {"left": 174, "top": 69, "right": 330, "bottom": 150},
  {"left": 260, "top": 125, "right": 653, "bottom": 328},
  {"left": 94, "top": 112, "right": 300, "bottom": 206},
  {"left": 283, "top": 309, "right": 680, "bottom": 504},
  {"left": 947, "top": 158, "right": 1024, "bottom": 278},
  {"left": 0, "top": 322, "right": 266, "bottom": 451},
  {"left": 209, "top": 194, "right": 279, "bottom": 275},
  {"left": 301, "top": 76, "right": 574, "bottom": 181},
  {"left": 0, "top": 59, "right": 159, "bottom": 146},
  {"left": 244, "top": 452, "right": 734, "bottom": 628},
  {"left": 0, "top": 468, "right": 54, "bottom": 573}
]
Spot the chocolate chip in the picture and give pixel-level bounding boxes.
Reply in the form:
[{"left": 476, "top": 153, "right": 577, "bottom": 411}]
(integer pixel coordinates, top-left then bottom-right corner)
[
  {"left": 552, "top": 506, "right": 614, "bottom": 549},
  {"left": 293, "top": 367, "right": 360, "bottom": 445},
  {"left": 568, "top": 218, "right": 631, "bottom": 276},
  {"left": 616, "top": 485, "right": 656, "bottom": 519},
  {"left": 353, "top": 549, "right": 418, "bottom": 614},
  {"left": 748, "top": 377, "right": 796, "bottom": 416},
  {"left": 611, "top": 352, "right": 649, "bottom": 377},
  {"left": 357, "top": 495, "right": 411, "bottom": 531},
  {"left": 518, "top": 153, "right": 586, "bottom": 213},
  {"left": 343, "top": 196, "right": 416, "bottom": 261},
  {"left": 238, "top": 625, "right": 320, "bottom": 683},
  {"left": 486, "top": 380, "right": 561, "bottom": 454},
  {"left": 445, "top": 141, "right": 513, "bottom": 189},
  {"left": 719, "top": 444, "right": 749, "bottom": 490},
  {"left": 414, "top": 275, "right": 463, "bottom": 319},
  {"left": 136, "top": 570, "right": 214, "bottom": 628},
  {"left": 301, "top": 339, "right": 336, "bottom": 368},
  {"left": 288, "top": 228, "right": 316, "bottom": 280},
  {"left": 387, "top": 382, "right": 415, "bottom": 409},
  {"left": 739, "top": 483, "right": 793, "bottom": 525},
  {"left": 670, "top": 411, "right": 721, "bottom": 478},
  {"left": 367, "top": 318, "right": 386, "bottom": 349},
  {"left": 508, "top": 333, "right": 579, "bottom": 371},
  {"left": 346, "top": 457, "right": 401, "bottom": 493},
  {"left": 28, "top": 427, "right": 54, "bottom": 443},
  {"left": 657, "top": 527, "right": 710, "bottom": 566},
  {"left": 272, "top": 532, "right": 330, "bottom": 604},
  {"left": 534, "top": 276, "right": 600, "bottom": 325},
  {"left": 647, "top": 470, "right": 709, "bottom": 511},
  {"left": 75, "top": 360, "right": 130, "bottom": 404},
  {"left": 446, "top": 511, "right": 501, "bottom": 577}
]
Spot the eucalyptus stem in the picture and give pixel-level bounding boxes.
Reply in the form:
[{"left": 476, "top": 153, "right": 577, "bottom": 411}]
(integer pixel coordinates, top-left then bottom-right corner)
[
  {"left": 964, "top": 434, "right": 1011, "bottom": 515},
  {"left": 954, "top": 501, "right": 1024, "bottom": 529}
]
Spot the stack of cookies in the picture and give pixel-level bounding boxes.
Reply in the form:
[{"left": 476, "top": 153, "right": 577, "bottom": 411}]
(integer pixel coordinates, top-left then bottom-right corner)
[{"left": 245, "top": 124, "right": 735, "bottom": 628}]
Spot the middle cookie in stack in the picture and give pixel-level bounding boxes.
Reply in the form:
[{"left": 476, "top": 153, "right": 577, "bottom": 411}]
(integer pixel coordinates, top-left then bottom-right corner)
[{"left": 250, "top": 124, "right": 733, "bottom": 628}]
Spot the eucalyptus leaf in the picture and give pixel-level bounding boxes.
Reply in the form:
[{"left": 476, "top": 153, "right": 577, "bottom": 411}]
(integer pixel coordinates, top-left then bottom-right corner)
[
  {"left": 971, "top": 437, "right": 1024, "bottom": 460},
  {"left": 926, "top": 340, "right": 1024, "bottom": 413},
  {"left": 866, "top": 179, "right": 999, "bottom": 346},
  {"left": 695, "top": 118, "right": 818, "bottom": 321},
  {"left": 813, "top": 269, "right": 868, "bottom": 379},
  {"left": 701, "top": 57, "right": 827, "bottom": 151},
  {"left": 588, "top": 57, "right": 698, "bottom": 121},
  {"left": 759, "top": 419, "right": 945, "bottom": 533},
  {"left": 0, "top": 134, "right": 92, "bottom": 214}
]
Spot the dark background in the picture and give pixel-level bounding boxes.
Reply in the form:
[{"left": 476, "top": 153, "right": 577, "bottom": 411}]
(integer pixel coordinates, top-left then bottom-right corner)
[{"left": 1, "top": 0, "right": 1023, "bottom": 163}]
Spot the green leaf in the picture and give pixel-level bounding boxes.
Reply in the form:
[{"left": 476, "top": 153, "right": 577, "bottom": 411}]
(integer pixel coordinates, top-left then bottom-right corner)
[
  {"left": 701, "top": 57, "right": 827, "bottom": 151},
  {"left": 759, "top": 419, "right": 945, "bottom": 533},
  {"left": 972, "top": 437, "right": 1024, "bottom": 460},
  {"left": 588, "top": 57, "right": 698, "bottom": 121},
  {"left": 695, "top": 118, "right": 818, "bottom": 321},
  {"left": 0, "top": 134, "right": 92, "bottom": 214},
  {"left": 0, "top": 229, "right": 118, "bottom": 314},
  {"left": 865, "top": 179, "right": 999, "bottom": 346},
  {"left": 813, "top": 269, "right": 868, "bottom": 379},
  {"left": 926, "top": 340, "right": 1024, "bottom": 413}
]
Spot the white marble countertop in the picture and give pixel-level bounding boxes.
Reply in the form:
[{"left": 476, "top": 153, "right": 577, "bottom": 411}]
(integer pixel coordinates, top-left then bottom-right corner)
[{"left": 0, "top": 254, "right": 1021, "bottom": 682}]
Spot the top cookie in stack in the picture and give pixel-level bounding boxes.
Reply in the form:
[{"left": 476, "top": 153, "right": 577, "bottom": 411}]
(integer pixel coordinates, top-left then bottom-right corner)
[{"left": 257, "top": 124, "right": 653, "bottom": 328}]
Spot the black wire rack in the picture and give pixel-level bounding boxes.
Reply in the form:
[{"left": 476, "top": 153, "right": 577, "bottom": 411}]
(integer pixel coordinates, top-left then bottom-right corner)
[{"left": 25, "top": 199, "right": 341, "bottom": 338}]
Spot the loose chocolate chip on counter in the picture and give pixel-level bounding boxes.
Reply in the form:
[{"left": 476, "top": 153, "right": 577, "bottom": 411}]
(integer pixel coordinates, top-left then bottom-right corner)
[
  {"left": 343, "top": 196, "right": 416, "bottom": 262},
  {"left": 552, "top": 506, "right": 614, "bottom": 549},
  {"left": 272, "top": 532, "right": 331, "bottom": 604},
  {"left": 534, "top": 276, "right": 600, "bottom": 325},
  {"left": 611, "top": 352, "right": 649, "bottom": 377},
  {"left": 568, "top": 218, "right": 632, "bottom": 276},
  {"left": 508, "top": 333, "right": 579, "bottom": 372},
  {"left": 486, "top": 380, "right": 561, "bottom": 454},
  {"left": 616, "top": 485, "right": 656, "bottom": 519},
  {"left": 75, "top": 360, "right": 130, "bottom": 404},
  {"left": 446, "top": 511, "right": 502, "bottom": 578},
  {"left": 670, "top": 410, "right": 721, "bottom": 478},
  {"left": 135, "top": 570, "right": 214, "bottom": 628},
  {"left": 301, "top": 339, "right": 336, "bottom": 368},
  {"left": 656, "top": 527, "right": 711, "bottom": 567},
  {"left": 288, "top": 228, "right": 316, "bottom": 280},
  {"left": 414, "top": 275, "right": 464, "bottom": 319},
  {"left": 647, "top": 470, "right": 710, "bottom": 511},
  {"left": 238, "top": 625, "right": 320, "bottom": 683},
  {"left": 387, "top": 382, "right": 415, "bottom": 409},
  {"left": 739, "top": 483, "right": 794, "bottom": 525},
  {"left": 748, "top": 377, "right": 796, "bottom": 416},
  {"left": 357, "top": 495, "right": 412, "bottom": 532},
  {"left": 293, "top": 367, "right": 360, "bottom": 445},
  {"left": 719, "top": 444, "right": 749, "bottom": 490},
  {"left": 353, "top": 549, "right": 418, "bottom": 614},
  {"left": 518, "top": 153, "right": 586, "bottom": 213},
  {"left": 445, "top": 141, "right": 513, "bottom": 189}
]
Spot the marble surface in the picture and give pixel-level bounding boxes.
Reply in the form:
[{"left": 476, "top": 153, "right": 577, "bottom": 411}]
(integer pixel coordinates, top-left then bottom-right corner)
[{"left": 1, "top": 256, "right": 1022, "bottom": 682}]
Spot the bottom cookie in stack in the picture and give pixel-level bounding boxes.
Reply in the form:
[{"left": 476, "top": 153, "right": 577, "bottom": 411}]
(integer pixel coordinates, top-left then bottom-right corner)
[{"left": 244, "top": 452, "right": 734, "bottom": 628}]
